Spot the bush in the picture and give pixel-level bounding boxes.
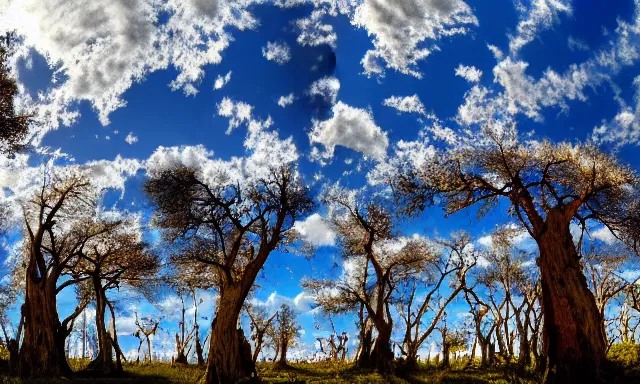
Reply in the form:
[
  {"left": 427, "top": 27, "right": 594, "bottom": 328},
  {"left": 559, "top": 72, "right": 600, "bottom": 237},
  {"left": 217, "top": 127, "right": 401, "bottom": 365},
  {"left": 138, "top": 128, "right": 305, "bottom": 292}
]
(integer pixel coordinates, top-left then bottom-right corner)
[
  {"left": 0, "top": 345, "right": 9, "bottom": 361},
  {"left": 607, "top": 343, "right": 640, "bottom": 368}
]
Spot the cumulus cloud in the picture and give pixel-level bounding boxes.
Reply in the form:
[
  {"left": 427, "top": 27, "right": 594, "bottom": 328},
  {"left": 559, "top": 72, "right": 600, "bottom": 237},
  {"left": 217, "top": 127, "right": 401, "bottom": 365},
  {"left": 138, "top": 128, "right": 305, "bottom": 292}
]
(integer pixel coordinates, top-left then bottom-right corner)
[
  {"left": 125, "top": 132, "right": 138, "bottom": 145},
  {"left": 262, "top": 41, "right": 292, "bottom": 64},
  {"left": 509, "top": 0, "right": 572, "bottom": 55},
  {"left": 295, "top": 12, "right": 338, "bottom": 48},
  {"left": 213, "top": 70, "right": 232, "bottom": 90},
  {"left": 351, "top": 0, "right": 478, "bottom": 78},
  {"left": 0, "top": 0, "right": 262, "bottom": 139},
  {"left": 382, "top": 94, "right": 429, "bottom": 116},
  {"left": 455, "top": 64, "right": 483, "bottom": 83},
  {"left": 310, "top": 102, "right": 388, "bottom": 162},
  {"left": 492, "top": 57, "right": 590, "bottom": 120},
  {"left": 278, "top": 93, "right": 296, "bottom": 108},
  {"left": 217, "top": 97, "right": 254, "bottom": 134},
  {"left": 307, "top": 76, "right": 340, "bottom": 105},
  {"left": 293, "top": 213, "right": 336, "bottom": 247}
]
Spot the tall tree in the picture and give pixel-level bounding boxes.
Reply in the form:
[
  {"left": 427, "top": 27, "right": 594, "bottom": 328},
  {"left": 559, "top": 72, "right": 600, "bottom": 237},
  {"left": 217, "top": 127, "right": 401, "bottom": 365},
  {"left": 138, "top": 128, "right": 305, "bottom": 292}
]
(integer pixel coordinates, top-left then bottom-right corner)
[
  {"left": 396, "top": 231, "right": 476, "bottom": 370},
  {"left": 392, "top": 124, "right": 640, "bottom": 382},
  {"left": 246, "top": 305, "right": 277, "bottom": 364},
  {"left": 303, "top": 186, "right": 433, "bottom": 373},
  {"left": 273, "top": 304, "right": 300, "bottom": 367},
  {"left": 18, "top": 171, "right": 110, "bottom": 377},
  {"left": 73, "top": 215, "right": 160, "bottom": 374},
  {"left": 145, "top": 165, "right": 312, "bottom": 384}
]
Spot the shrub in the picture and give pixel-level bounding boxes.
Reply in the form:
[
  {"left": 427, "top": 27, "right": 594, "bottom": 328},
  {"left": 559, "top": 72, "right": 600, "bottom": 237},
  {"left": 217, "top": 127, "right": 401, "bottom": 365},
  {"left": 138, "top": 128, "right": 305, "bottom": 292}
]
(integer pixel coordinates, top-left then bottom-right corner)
[
  {"left": 607, "top": 343, "right": 640, "bottom": 368},
  {"left": 0, "top": 345, "right": 9, "bottom": 361}
]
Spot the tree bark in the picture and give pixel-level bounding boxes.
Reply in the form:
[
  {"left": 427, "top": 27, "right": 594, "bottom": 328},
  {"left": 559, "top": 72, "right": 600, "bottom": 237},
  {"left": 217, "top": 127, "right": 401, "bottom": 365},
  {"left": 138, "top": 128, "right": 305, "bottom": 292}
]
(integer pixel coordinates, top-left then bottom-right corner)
[
  {"left": 536, "top": 211, "right": 605, "bottom": 383},
  {"left": 205, "top": 287, "right": 255, "bottom": 384},
  {"left": 356, "top": 317, "right": 374, "bottom": 369},
  {"left": 18, "top": 267, "right": 70, "bottom": 377},
  {"left": 370, "top": 322, "right": 394, "bottom": 374},
  {"left": 195, "top": 328, "right": 206, "bottom": 366},
  {"left": 89, "top": 276, "right": 114, "bottom": 374}
]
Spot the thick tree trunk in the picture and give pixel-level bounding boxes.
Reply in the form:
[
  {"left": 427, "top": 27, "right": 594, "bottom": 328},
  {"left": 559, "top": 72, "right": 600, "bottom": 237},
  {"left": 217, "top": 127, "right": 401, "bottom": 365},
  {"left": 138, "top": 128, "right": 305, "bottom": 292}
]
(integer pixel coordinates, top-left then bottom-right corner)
[
  {"left": 18, "top": 270, "right": 69, "bottom": 377},
  {"left": 89, "top": 278, "right": 114, "bottom": 374},
  {"left": 205, "top": 288, "right": 255, "bottom": 384},
  {"left": 405, "top": 344, "right": 419, "bottom": 371},
  {"left": 536, "top": 212, "right": 605, "bottom": 384},
  {"left": 370, "top": 322, "right": 394, "bottom": 374},
  {"left": 518, "top": 330, "right": 531, "bottom": 368},
  {"left": 356, "top": 319, "right": 374, "bottom": 369},
  {"left": 279, "top": 342, "right": 288, "bottom": 366}
]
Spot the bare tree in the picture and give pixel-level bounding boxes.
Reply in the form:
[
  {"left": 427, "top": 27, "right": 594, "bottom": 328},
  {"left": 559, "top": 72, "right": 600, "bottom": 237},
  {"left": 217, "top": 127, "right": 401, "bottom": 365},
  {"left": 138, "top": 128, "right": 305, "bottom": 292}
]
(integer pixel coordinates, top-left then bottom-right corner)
[
  {"left": 303, "top": 186, "right": 434, "bottom": 373},
  {"left": 18, "top": 171, "right": 113, "bottom": 377},
  {"left": 396, "top": 231, "right": 476, "bottom": 370},
  {"left": 583, "top": 244, "right": 640, "bottom": 350},
  {"left": 393, "top": 124, "right": 640, "bottom": 382},
  {"left": 134, "top": 313, "right": 159, "bottom": 364},
  {"left": 246, "top": 304, "right": 277, "bottom": 364},
  {"left": 273, "top": 304, "right": 300, "bottom": 367},
  {"left": 145, "top": 165, "right": 312, "bottom": 383},
  {"left": 69, "top": 215, "right": 160, "bottom": 374}
]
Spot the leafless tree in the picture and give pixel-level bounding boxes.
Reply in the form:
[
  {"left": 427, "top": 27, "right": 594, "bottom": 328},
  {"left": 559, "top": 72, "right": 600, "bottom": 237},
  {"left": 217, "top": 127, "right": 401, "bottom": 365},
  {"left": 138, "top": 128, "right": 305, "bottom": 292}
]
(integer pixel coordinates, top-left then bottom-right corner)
[
  {"left": 145, "top": 165, "right": 312, "bottom": 383},
  {"left": 393, "top": 124, "right": 640, "bottom": 383}
]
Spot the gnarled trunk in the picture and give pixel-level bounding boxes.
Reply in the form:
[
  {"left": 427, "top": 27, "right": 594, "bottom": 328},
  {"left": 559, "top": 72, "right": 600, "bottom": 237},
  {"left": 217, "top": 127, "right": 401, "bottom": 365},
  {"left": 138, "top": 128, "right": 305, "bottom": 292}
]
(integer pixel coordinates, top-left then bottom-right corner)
[
  {"left": 205, "top": 287, "right": 255, "bottom": 384},
  {"left": 536, "top": 212, "right": 605, "bottom": 383},
  {"left": 89, "top": 277, "right": 114, "bottom": 374},
  {"left": 356, "top": 318, "right": 374, "bottom": 369},
  {"left": 370, "top": 322, "right": 394, "bottom": 374},
  {"left": 18, "top": 270, "right": 69, "bottom": 377}
]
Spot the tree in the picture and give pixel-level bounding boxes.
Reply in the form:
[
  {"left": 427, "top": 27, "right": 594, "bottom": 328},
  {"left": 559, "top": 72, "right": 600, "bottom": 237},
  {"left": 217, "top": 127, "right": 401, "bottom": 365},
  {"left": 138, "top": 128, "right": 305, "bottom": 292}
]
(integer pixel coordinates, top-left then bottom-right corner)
[
  {"left": 396, "top": 231, "right": 476, "bottom": 370},
  {"left": 0, "top": 33, "right": 29, "bottom": 154},
  {"left": 303, "top": 186, "right": 433, "bottom": 373},
  {"left": 315, "top": 317, "right": 348, "bottom": 361},
  {"left": 273, "top": 304, "right": 300, "bottom": 367},
  {"left": 145, "top": 165, "right": 313, "bottom": 384},
  {"left": 583, "top": 244, "right": 640, "bottom": 349},
  {"left": 18, "top": 171, "right": 111, "bottom": 377},
  {"left": 73, "top": 215, "right": 160, "bottom": 374},
  {"left": 246, "top": 305, "right": 277, "bottom": 364},
  {"left": 133, "top": 313, "right": 159, "bottom": 364},
  {"left": 477, "top": 226, "right": 540, "bottom": 367},
  {"left": 392, "top": 123, "right": 640, "bottom": 382}
]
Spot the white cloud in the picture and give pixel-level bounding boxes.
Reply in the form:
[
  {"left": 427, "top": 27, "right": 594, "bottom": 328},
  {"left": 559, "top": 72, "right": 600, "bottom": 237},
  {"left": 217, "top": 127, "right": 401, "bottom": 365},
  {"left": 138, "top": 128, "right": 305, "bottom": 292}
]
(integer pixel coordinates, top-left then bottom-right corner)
[
  {"left": 262, "top": 41, "right": 292, "bottom": 64},
  {"left": 455, "top": 64, "right": 482, "bottom": 83},
  {"left": 293, "top": 213, "right": 336, "bottom": 247},
  {"left": 125, "top": 132, "right": 138, "bottom": 145},
  {"left": 567, "top": 35, "right": 589, "bottom": 51},
  {"left": 278, "top": 93, "right": 296, "bottom": 108},
  {"left": 307, "top": 76, "right": 340, "bottom": 105},
  {"left": 351, "top": 0, "right": 478, "bottom": 78},
  {"left": 310, "top": 101, "right": 388, "bottom": 162},
  {"left": 295, "top": 10, "right": 338, "bottom": 48},
  {"left": 382, "top": 94, "right": 429, "bottom": 116},
  {"left": 213, "top": 70, "right": 232, "bottom": 90},
  {"left": 591, "top": 226, "right": 617, "bottom": 245},
  {"left": 0, "top": 0, "right": 262, "bottom": 139},
  {"left": 492, "top": 57, "right": 590, "bottom": 120},
  {"left": 217, "top": 97, "right": 254, "bottom": 134},
  {"left": 487, "top": 44, "right": 504, "bottom": 60},
  {"left": 509, "top": 0, "right": 572, "bottom": 55}
]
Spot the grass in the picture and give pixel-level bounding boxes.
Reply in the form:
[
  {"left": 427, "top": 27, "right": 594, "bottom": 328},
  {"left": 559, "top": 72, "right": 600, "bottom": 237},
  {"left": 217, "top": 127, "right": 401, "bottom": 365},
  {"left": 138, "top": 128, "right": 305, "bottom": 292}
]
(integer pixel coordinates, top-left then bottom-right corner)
[{"left": 1, "top": 359, "right": 639, "bottom": 384}]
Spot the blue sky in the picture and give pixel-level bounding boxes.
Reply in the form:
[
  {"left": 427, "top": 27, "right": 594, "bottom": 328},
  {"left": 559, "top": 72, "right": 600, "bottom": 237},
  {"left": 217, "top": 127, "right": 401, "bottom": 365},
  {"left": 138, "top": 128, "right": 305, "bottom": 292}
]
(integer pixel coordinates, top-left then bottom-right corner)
[{"left": 2, "top": 0, "right": 640, "bottom": 361}]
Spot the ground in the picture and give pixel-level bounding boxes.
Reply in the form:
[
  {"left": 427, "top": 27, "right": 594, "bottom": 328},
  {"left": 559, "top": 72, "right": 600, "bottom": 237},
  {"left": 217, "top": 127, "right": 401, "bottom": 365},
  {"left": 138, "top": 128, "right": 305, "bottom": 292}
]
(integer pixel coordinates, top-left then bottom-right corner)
[{"left": 0, "top": 359, "right": 638, "bottom": 383}]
